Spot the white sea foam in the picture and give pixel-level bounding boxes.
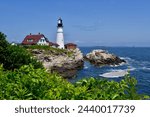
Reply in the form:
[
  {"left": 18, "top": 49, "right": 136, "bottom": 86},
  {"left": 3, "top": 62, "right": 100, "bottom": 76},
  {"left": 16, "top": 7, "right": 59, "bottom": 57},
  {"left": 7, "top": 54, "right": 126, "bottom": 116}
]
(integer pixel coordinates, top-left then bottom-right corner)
[
  {"left": 128, "top": 67, "right": 136, "bottom": 71},
  {"left": 140, "top": 61, "right": 150, "bottom": 67},
  {"left": 84, "top": 66, "right": 88, "bottom": 69},
  {"left": 99, "top": 69, "right": 128, "bottom": 78},
  {"left": 84, "top": 64, "right": 89, "bottom": 69},
  {"left": 110, "top": 67, "right": 136, "bottom": 72},
  {"left": 120, "top": 57, "right": 132, "bottom": 61},
  {"left": 121, "top": 57, "right": 137, "bottom": 63},
  {"left": 121, "top": 57, "right": 150, "bottom": 66},
  {"left": 141, "top": 67, "right": 150, "bottom": 70},
  {"left": 110, "top": 62, "right": 126, "bottom": 67},
  {"left": 99, "top": 66, "right": 136, "bottom": 78}
]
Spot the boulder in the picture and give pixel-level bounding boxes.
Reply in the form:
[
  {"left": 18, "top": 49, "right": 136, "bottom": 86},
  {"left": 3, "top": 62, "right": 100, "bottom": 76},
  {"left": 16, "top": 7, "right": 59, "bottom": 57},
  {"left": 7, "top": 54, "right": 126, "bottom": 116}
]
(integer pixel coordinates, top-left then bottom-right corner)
[
  {"left": 51, "top": 60, "right": 84, "bottom": 78},
  {"left": 85, "top": 49, "right": 125, "bottom": 66},
  {"left": 31, "top": 49, "right": 43, "bottom": 54}
]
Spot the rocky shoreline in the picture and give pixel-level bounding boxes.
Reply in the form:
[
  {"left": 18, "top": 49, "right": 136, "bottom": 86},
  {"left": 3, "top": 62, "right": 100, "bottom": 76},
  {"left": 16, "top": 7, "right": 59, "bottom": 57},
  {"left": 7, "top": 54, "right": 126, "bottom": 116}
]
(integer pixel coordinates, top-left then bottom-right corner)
[
  {"left": 30, "top": 48, "right": 84, "bottom": 78},
  {"left": 30, "top": 48, "right": 125, "bottom": 78}
]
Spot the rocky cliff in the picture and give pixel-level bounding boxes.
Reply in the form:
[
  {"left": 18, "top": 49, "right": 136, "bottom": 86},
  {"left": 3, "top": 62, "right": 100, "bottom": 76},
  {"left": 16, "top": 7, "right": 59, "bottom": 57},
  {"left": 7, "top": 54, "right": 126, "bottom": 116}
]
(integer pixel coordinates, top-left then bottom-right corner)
[{"left": 30, "top": 48, "right": 84, "bottom": 78}]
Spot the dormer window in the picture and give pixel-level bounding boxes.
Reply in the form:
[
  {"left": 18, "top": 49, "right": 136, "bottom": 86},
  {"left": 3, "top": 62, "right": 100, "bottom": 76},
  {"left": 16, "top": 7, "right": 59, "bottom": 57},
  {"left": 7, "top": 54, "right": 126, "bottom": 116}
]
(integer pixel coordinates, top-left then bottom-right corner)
[
  {"left": 40, "top": 39, "right": 44, "bottom": 42},
  {"left": 27, "top": 39, "right": 33, "bottom": 42}
]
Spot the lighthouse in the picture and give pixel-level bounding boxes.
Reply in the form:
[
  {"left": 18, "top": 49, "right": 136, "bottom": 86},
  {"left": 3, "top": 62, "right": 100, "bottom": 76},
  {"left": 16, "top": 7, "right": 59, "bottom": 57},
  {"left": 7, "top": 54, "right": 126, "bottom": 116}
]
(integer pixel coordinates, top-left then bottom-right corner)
[{"left": 56, "top": 17, "right": 64, "bottom": 49}]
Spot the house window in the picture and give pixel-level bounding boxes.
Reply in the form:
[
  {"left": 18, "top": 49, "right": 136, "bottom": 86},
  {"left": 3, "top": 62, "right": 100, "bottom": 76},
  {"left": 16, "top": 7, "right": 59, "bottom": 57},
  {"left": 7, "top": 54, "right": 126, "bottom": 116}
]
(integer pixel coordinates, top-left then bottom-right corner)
[
  {"left": 40, "top": 39, "right": 45, "bottom": 42},
  {"left": 27, "top": 39, "right": 33, "bottom": 42}
]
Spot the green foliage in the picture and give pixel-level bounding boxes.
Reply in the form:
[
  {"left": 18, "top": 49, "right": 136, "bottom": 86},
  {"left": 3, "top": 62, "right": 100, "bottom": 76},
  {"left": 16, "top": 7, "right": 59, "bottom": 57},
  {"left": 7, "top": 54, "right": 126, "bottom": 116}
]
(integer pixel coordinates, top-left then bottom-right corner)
[
  {"left": 0, "top": 32, "right": 9, "bottom": 65},
  {"left": 24, "top": 45, "right": 73, "bottom": 57},
  {"left": 3, "top": 46, "right": 43, "bottom": 70},
  {"left": 0, "top": 65, "right": 149, "bottom": 100},
  {"left": 74, "top": 75, "right": 143, "bottom": 100},
  {"left": 0, "top": 65, "right": 73, "bottom": 99},
  {"left": 0, "top": 32, "right": 43, "bottom": 70},
  {"left": 0, "top": 32, "right": 9, "bottom": 48},
  {"left": 24, "top": 45, "right": 52, "bottom": 50},
  {"left": 25, "top": 45, "right": 67, "bottom": 53}
]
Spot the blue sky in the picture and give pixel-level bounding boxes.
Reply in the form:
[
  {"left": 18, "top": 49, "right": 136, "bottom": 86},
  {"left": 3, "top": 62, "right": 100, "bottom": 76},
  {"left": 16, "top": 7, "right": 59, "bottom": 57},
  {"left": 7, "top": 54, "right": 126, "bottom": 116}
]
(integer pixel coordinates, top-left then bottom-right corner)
[{"left": 0, "top": 0, "right": 150, "bottom": 47}]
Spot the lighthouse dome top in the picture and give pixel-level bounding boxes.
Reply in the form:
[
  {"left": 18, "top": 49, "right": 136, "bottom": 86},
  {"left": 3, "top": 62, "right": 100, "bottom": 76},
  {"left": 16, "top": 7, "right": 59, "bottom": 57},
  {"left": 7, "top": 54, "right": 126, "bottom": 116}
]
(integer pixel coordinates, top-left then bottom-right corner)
[{"left": 57, "top": 17, "right": 63, "bottom": 27}]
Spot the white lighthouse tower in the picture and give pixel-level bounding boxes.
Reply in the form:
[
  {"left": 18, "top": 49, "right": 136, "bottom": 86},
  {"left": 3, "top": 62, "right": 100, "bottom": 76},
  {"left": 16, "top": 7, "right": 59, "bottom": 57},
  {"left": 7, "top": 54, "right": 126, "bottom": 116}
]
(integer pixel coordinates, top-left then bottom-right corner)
[{"left": 56, "top": 17, "right": 64, "bottom": 49}]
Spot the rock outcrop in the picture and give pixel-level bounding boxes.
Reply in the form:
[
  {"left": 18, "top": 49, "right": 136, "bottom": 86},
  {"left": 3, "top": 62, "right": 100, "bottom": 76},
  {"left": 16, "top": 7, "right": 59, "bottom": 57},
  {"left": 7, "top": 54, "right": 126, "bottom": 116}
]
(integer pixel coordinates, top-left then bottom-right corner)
[
  {"left": 84, "top": 50, "right": 125, "bottom": 66},
  {"left": 30, "top": 48, "right": 84, "bottom": 78}
]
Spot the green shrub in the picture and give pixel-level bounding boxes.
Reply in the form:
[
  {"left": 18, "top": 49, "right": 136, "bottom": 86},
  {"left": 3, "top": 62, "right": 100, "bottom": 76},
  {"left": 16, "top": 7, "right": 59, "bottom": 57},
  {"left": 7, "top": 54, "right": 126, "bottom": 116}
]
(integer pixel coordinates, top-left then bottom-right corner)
[
  {"left": 0, "top": 65, "right": 149, "bottom": 100},
  {"left": 73, "top": 75, "right": 144, "bottom": 100},
  {"left": 0, "top": 64, "right": 73, "bottom": 99},
  {"left": 0, "top": 32, "right": 43, "bottom": 70},
  {"left": 0, "top": 32, "right": 9, "bottom": 49},
  {"left": 3, "top": 46, "right": 43, "bottom": 70},
  {"left": 0, "top": 32, "right": 9, "bottom": 66}
]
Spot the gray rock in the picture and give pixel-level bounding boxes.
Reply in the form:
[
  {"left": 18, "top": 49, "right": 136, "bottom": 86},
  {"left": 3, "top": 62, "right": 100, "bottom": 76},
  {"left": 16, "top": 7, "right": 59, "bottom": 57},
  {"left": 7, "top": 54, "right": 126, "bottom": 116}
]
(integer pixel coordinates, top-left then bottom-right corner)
[
  {"left": 31, "top": 48, "right": 84, "bottom": 78},
  {"left": 85, "top": 49, "right": 126, "bottom": 66}
]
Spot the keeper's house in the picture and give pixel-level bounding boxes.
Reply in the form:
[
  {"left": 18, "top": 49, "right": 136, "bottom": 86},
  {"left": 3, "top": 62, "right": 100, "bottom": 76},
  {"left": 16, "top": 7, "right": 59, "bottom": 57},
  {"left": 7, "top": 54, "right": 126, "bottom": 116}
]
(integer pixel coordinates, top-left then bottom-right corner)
[{"left": 22, "top": 33, "right": 50, "bottom": 46}]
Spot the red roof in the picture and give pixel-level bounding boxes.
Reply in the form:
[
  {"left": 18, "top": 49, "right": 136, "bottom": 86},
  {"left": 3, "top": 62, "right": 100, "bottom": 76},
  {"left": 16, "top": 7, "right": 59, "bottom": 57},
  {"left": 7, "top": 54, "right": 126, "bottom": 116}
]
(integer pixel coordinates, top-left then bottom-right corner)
[
  {"left": 22, "top": 34, "right": 49, "bottom": 45},
  {"left": 65, "top": 43, "right": 77, "bottom": 46},
  {"left": 49, "top": 42, "right": 59, "bottom": 47},
  {"left": 52, "top": 43, "right": 59, "bottom": 47}
]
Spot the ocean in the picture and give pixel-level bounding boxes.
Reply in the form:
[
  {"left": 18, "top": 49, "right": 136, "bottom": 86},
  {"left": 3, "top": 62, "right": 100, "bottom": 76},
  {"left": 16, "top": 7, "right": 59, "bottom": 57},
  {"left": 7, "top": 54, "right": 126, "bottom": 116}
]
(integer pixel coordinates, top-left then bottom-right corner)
[{"left": 69, "top": 47, "right": 150, "bottom": 95}]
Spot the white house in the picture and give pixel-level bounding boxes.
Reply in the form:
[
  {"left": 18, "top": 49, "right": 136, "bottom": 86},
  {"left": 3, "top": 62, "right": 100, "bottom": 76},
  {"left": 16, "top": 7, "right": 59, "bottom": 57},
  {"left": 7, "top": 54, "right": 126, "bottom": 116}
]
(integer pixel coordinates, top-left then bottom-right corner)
[{"left": 22, "top": 33, "right": 49, "bottom": 45}]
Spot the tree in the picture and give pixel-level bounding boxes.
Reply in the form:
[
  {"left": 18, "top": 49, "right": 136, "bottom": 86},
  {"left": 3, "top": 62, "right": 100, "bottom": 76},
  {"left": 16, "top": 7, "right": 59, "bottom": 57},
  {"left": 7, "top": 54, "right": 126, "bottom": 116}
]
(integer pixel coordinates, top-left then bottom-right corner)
[
  {"left": 0, "top": 32, "right": 9, "bottom": 48},
  {"left": 0, "top": 32, "right": 9, "bottom": 66},
  {"left": 0, "top": 32, "right": 43, "bottom": 70},
  {"left": 3, "top": 46, "right": 43, "bottom": 70}
]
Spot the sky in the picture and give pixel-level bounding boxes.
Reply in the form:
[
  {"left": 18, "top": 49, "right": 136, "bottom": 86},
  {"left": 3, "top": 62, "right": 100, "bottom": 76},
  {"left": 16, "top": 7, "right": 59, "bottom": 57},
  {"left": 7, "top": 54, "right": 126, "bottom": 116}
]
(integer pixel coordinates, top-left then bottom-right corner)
[{"left": 0, "top": 0, "right": 150, "bottom": 47}]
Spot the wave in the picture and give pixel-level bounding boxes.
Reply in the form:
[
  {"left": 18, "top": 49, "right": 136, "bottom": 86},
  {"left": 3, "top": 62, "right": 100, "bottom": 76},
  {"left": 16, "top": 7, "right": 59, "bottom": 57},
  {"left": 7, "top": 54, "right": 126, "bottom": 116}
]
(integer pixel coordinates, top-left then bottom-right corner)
[
  {"left": 120, "top": 57, "right": 134, "bottom": 61},
  {"left": 99, "top": 67, "right": 136, "bottom": 78},
  {"left": 128, "top": 67, "right": 136, "bottom": 71},
  {"left": 140, "top": 61, "right": 150, "bottom": 67},
  {"left": 99, "top": 69, "right": 128, "bottom": 78},
  {"left": 110, "top": 67, "right": 136, "bottom": 72},
  {"left": 120, "top": 57, "right": 150, "bottom": 68},
  {"left": 141, "top": 67, "right": 150, "bottom": 71},
  {"left": 110, "top": 62, "right": 126, "bottom": 67}
]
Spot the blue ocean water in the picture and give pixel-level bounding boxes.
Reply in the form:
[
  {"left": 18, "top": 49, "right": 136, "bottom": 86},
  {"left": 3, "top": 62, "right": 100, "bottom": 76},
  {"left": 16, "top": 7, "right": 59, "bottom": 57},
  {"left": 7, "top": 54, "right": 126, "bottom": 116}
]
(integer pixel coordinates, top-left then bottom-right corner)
[{"left": 69, "top": 47, "right": 150, "bottom": 95}]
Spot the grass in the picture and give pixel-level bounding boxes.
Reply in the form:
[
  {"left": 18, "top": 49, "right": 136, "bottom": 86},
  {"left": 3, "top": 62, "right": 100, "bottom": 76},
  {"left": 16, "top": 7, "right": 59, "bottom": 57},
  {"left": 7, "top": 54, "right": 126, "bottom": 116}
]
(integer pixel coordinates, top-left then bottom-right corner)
[{"left": 23, "top": 45, "right": 73, "bottom": 57}]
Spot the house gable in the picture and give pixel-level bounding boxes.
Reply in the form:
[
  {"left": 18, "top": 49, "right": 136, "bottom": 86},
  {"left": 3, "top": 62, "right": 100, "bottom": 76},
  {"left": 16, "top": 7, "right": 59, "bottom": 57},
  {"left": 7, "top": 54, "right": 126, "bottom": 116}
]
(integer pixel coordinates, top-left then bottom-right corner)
[{"left": 37, "top": 37, "right": 49, "bottom": 45}]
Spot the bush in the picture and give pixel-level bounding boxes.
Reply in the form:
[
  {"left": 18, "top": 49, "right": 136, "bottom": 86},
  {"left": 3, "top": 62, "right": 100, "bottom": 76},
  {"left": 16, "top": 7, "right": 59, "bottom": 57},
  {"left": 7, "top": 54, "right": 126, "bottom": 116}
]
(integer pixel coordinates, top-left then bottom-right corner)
[
  {"left": 73, "top": 74, "right": 145, "bottom": 100},
  {"left": 0, "top": 32, "right": 9, "bottom": 48},
  {"left": 0, "top": 32, "right": 43, "bottom": 70},
  {"left": 3, "top": 46, "right": 43, "bottom": 70},
  {"left": 0, "top": 32, "right": 9, "bottom": 66},
  {"left": 0, "top": 65, "right": 149, "bottom": 100},
  {"left": 0, "top": 65, "right": 73, "bottom": 99}
]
